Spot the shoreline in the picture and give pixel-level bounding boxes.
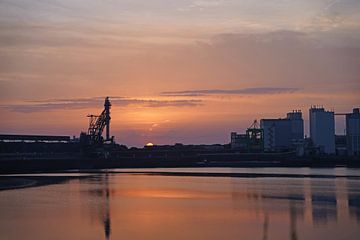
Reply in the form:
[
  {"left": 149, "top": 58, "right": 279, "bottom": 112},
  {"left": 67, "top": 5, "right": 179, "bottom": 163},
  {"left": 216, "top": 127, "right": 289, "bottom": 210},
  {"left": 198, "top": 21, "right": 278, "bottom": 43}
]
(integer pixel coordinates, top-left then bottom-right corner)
[
  {"left": 115, "top": 171, "right": 360, "bottom": 180},
  {"left": 1, "top": 167, "right": 360, "bottom": 192},
  {"left": 0, "top": 178, "right": 37, "bottom": 191},
  {"left": 1, "top": 158, "right": 360, "bottom": 174},
  {"left": 0, "top": 175, "right": 89, "bottom": 191}
]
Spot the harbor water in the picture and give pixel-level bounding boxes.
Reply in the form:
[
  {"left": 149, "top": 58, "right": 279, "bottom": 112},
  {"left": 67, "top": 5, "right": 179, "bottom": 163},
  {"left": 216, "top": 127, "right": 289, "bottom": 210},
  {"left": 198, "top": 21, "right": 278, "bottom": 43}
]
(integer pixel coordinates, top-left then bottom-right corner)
[{"left": 0, "top": 167, "right": 359, "bottom": 240}]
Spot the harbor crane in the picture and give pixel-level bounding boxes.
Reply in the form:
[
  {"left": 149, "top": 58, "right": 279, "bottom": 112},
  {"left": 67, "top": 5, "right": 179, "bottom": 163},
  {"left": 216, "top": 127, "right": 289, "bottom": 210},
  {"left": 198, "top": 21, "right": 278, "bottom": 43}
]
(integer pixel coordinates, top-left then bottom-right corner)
[{"left": 81, "top": 97, "right": 112, "bottom": 145}]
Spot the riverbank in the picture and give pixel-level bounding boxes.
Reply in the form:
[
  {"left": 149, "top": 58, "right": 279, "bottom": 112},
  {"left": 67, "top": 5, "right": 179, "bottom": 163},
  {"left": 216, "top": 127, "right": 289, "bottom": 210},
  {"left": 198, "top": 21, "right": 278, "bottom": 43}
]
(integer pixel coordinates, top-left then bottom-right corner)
[
  {"left": 1, "top": 156, "right": 360, "bottom": 174},
  {"left": 0, "top": 175, "right": 89, "bottom": 191},
  {"left": 0, "top": 178, "right": 37, "bottom": 191},
  {"left": 2, "top": 167, "right": 360, "bottom": 192}
]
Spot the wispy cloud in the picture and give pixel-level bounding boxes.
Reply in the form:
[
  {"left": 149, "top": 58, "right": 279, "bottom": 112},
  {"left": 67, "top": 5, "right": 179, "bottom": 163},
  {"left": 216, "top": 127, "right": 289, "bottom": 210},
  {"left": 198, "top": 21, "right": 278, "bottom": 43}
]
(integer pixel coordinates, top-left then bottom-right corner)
[
  {"left": 310, "top": 0, "right": 360, "bottom": 31},
  {"left": 1, "top": 96, "right": 202, "bottom": 113},
  {"left": 161, "top": 87, "right": 299, "bottom": 97}
]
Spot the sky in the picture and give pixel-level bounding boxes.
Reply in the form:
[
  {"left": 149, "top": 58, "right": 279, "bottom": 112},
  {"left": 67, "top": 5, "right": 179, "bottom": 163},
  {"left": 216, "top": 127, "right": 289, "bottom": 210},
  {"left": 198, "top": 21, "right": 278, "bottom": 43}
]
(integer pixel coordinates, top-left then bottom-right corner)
[{"left": 0, "top": 0, "right": 359, "bottom": 147}]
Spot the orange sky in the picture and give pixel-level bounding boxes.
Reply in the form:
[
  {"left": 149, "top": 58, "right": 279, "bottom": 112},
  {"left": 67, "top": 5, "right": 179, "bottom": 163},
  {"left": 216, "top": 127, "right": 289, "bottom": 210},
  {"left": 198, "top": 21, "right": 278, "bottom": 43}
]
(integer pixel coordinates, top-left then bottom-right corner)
[{"left": 0, "top": 0, "right": 359, "bottom": 146}]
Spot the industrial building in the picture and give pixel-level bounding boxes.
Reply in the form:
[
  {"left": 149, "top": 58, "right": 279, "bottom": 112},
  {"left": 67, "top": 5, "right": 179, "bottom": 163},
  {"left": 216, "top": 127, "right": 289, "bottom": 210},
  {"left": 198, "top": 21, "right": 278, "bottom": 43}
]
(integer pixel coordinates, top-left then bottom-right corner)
[
  {"left": 309, "top": 106, "right": 335, "bottom": 154},
  {"left": 260, "top": 110, "right": 304, "bottom": 152},
  {"left": 287, "top": 110, "right": 304, "bottom": 141},
  {"left": 230, "top": 132, "right": 247, "bottom": 150},
  {"left": 346, "top": 108, "right": 360, "bottom": 156},
  {"left": 230, "top": 120, "right": 264, "bottom": 152},
  {"left": 260, "top": 118, "right": 292, "bottom": 151}
]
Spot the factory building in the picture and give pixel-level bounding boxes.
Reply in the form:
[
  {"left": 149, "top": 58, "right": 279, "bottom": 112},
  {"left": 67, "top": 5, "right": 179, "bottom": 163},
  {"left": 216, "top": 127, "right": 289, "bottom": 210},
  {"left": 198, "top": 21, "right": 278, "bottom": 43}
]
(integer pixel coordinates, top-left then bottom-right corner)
[
  {"left": 346, "top": 108, "right": 360, "bottom": 156},
  {"left": 260, "top": 110, "right": 304, "bottom": 152},
  {"left": 287, "top": 110, "right": 304, "bottom": 141},
  {"left": 260, "top": 118, "right": 292, "bottom": 151},
  {"left": 230, "top": 120, "right": 264, "bottom": 152},
  {"left": 309, "top": 107, "right": 335, "bottom": 154},
  {"left": 230, "top": 132, "right": 247, "bottom": 150}
]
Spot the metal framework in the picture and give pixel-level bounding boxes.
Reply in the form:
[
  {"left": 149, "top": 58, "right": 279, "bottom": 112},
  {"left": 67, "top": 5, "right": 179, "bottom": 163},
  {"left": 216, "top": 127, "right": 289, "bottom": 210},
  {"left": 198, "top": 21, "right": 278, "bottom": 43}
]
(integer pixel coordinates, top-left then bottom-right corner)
[
  {"left": 86, "top": 97, "right": 111, "bottom": 144},
  {"left": 246, "top": 120, "right": 264, "bottom": 152}
]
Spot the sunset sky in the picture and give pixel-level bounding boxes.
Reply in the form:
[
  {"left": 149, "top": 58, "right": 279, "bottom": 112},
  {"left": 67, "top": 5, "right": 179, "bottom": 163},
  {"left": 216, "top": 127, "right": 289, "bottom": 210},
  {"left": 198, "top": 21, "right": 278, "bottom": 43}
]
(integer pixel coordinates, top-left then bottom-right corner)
[{"left": 0, "top": 0, "right": 359, "bottom": 146}]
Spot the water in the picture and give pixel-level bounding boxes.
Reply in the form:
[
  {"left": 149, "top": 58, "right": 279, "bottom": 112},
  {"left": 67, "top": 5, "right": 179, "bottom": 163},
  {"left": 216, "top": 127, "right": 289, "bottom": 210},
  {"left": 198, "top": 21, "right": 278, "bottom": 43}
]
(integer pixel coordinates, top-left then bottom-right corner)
[{"left": 0, "top": 167, "right": 359, "bottom": 240}]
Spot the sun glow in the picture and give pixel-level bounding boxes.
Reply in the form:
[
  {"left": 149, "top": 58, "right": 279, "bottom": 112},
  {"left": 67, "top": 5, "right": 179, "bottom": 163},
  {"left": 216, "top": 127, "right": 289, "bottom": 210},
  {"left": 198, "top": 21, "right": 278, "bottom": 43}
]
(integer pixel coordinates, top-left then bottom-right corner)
[{"left": 145, "top": 142, "right": 154, "bottom": 147}]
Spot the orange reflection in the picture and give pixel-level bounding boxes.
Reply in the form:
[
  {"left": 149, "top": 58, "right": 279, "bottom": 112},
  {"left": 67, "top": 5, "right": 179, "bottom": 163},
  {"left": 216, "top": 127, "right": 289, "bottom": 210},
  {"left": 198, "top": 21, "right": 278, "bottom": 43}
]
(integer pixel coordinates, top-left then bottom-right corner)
[{"left": 117, "top": 188, "right": 227, "bottom": 199}]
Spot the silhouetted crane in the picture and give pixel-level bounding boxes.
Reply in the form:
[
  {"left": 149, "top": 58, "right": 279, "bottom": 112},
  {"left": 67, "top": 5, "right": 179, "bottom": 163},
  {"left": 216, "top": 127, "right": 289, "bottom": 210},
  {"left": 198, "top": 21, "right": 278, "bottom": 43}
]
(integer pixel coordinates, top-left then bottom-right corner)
[{"left": 85, "top": 97, "right": 112, "bottom": 145}]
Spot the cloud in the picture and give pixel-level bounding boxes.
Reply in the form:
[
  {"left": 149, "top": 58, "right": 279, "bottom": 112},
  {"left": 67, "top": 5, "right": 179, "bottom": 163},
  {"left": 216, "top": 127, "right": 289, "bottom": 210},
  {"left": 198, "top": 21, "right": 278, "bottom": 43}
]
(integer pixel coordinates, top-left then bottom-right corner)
[
  {"left": 161, "top": 87, "right": 299, "bottom": 97},
  {"left": 313, "top": 0, "right": 360, "bottom": 30},
  {"left": 191, "top": 0, "right": 223, "bottom": 7},
  {"left": 1, "top": 96, "right": 202, "bottom": 113}
]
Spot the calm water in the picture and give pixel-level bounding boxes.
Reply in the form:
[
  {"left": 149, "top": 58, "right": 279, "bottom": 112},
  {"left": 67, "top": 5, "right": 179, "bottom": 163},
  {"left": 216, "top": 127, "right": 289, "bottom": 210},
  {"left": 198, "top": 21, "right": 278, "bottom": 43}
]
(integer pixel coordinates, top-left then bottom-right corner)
[{"left": 1, "top": 168, "right": 360, "bottom": 240}]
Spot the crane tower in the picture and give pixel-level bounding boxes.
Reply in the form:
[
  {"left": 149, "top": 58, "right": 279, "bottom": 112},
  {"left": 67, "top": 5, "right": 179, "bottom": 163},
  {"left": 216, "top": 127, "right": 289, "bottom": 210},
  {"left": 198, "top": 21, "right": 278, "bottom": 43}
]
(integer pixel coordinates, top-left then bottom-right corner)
[{"left": 82, "top": 97, "right": 113, "bottom": 145}]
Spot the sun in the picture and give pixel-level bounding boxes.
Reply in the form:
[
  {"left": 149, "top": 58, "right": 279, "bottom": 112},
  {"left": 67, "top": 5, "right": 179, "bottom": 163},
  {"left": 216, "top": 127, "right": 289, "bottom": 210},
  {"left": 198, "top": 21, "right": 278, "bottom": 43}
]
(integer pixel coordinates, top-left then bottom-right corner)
[{"left": 145, "top": 142, "right": 154, "bottom": 147}]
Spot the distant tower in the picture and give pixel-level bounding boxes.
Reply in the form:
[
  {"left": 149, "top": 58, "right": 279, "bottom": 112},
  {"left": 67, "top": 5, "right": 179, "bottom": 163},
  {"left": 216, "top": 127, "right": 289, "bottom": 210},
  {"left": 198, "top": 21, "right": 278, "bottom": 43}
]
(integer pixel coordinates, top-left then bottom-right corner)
[
  {"left": 104, "top": 97, "right": 111, "bottom": 141},
  {"left": 309, "top": 106, "right": 335, "bottom": 154},
  {"left": 346, "top": 108, "right": 360, "bottom": 156}
]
